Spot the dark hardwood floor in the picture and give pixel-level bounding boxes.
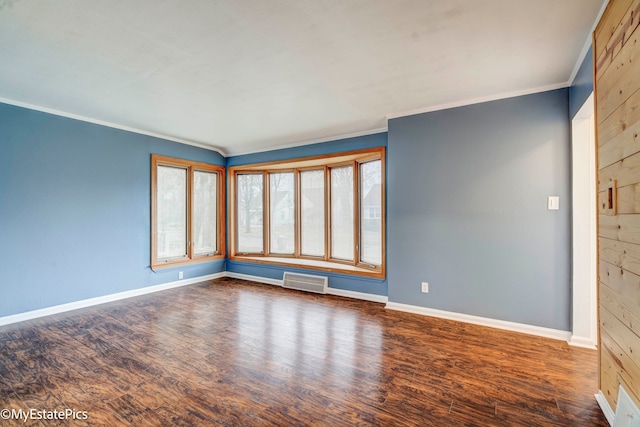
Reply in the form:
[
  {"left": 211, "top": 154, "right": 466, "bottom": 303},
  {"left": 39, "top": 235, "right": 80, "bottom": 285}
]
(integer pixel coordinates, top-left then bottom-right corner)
[{"left": 0, "top": 278, "right": 607, "bottom": 426}]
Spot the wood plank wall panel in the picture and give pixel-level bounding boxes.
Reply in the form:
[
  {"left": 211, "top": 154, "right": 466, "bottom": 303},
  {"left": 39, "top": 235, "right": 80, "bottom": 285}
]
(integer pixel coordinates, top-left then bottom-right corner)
[
  {"left": 595, "top": 0, "right": 637, "bottom": 80},
  {"left": 595, "top": 0, "right": 640, "bottom": 412},
  {"left": 594, "top": 0, "right": 633, "bottom": 60},
  {"left": 597, "top": 85, "right": 640, "bottom": 152}
]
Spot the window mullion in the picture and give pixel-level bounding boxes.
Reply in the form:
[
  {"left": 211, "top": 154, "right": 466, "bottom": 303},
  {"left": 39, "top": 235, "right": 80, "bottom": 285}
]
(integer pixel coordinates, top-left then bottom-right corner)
[
  {"left": 294, "top": 169, "right": 301, "bottom": 258},
  {"left": 327, "top": 167, "right": 333, "bottom": 260},
  {"left": 353, "top": 161, "right": 359, "bottom": 266},
  {"left": 324, "top": 165, "right": 330, "bottom": 261},
  {"left": 187, "top": 166, "right": 193, "bottom": 260},
  {"left": 263, "top": 171, "right": 269, "bottom": 255},
  {"left": 233, "top": 171, "right": 238, "bottom": 255}
]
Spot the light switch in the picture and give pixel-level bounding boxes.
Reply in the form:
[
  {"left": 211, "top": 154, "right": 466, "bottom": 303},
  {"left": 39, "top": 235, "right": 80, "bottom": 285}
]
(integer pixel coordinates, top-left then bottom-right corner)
[{"left": 548, "top": 196, "right": 559, "bottom": 210}]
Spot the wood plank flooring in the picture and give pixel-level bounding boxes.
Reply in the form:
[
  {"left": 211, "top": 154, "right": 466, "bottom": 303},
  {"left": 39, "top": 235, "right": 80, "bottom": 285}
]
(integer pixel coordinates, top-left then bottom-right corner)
[{"left": 0, "top": 278, "right": 607, "bottom": 426}]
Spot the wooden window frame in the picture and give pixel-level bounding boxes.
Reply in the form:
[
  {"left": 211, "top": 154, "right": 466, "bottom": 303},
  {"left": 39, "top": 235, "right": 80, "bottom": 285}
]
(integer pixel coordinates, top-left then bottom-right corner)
[
  {"left": 267, "top": 170, "right": 297, "bottom": 258},
  {"left": 235, "top": 172, "right": 266, "bottom": 255},
  {"left": 228, "top": 147, "right": 386, "bottom": 278},
  {"left": 151, "top": 154, "right": 226, "bottom": 269},
  {"left": 328, "top": 161, "right": 357, "bottom": 265}
]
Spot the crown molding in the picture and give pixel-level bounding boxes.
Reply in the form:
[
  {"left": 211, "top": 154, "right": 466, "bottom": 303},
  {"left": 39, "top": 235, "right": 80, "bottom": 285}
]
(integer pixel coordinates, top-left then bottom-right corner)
[
  {"left": 0, "top": 97, "right": 226, "bottom": 156},
  {"left": 568, "top": 0, "right": 610, "bottom": 85},
  {"left": 227, "top": 127, "right": 388, "bottom": 157},
  {"left": 386, "top": 82, "right": 569, "bottom": 120}
]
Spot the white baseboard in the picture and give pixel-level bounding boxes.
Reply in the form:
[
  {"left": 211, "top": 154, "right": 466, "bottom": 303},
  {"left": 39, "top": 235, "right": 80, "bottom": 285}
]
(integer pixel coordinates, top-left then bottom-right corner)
[
  {"left": 224, "top": 271, "right": 283, "bottom": 287},
  {"left": 0, "top": 272, "right": 225, "bottom": 326},
  {"left": 225, "top": 271, "right": 388, "bottom": 303},
  {"left": 385, "top": 302, "right": 572, "bottom": 342},
  {"left": 568, "top": 334, "right": 598, "bottom": 349},
  {"left": 595, "top": 391, "right": 614, "bottom": 426},
  {"left": 1, "top": 271, "right": 386, "bottom": 328},
  {"left": 327, "top": 288, "right": 388, "bottom": 303}
]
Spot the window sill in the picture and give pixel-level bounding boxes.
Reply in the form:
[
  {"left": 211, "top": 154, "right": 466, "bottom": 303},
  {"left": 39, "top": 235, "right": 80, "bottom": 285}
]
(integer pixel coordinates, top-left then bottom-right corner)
[
  {"left": 151, "top": 255, "right": 225, "bottom": 271},
  {"left": 229, "top": 255, "right": 385, "bottom": 279}
]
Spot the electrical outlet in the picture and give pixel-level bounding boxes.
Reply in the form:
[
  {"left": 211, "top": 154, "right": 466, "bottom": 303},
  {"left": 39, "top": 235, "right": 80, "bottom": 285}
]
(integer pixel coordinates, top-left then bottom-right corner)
[
  {"left": 421, "top": 282, "right": 429, "bottom": 293},
  {"left": 178, "top": 271, "right": 184, "bottom": 279}
]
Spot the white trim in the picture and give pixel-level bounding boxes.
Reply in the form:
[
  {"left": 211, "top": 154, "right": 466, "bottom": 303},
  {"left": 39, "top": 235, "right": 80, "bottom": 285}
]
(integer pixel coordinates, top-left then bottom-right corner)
[
  {"left": 225, "top": 271, "right": 283, "bottom": 287},
  {"left": 0, "top": 272, "right": 225, "bottom": 327},
  {"left": 327, "top": 288, "right": 388, "bottom": 304},
  {"left": 385, "top": 82, "right": 568, "bottom": 120},
  {"left": 568, "top": 0, "right": 610, "bottom": 84},
  {"left": 0, "top": 271, "right": 386, "bottom": 327},
  {"left": 227, "top": 127, "right": 388, "bottom": 157},
  {"left": 0, "top": 97, "right": 226, "bottom": 156},
  {"left": 568, "top": 334, "right": 597, "bottom": 349},
  {"left": 225, "top": 271, "right": 388, "bottom": 303},
  {"left": 571, "top": 93, "right": 598, "bottom": 352},
  {"left": 385, "top": 302, "right": 572, "bottom": 342},
  {"left": 596, "top": 391, "right": 615, "bottom": 426}
]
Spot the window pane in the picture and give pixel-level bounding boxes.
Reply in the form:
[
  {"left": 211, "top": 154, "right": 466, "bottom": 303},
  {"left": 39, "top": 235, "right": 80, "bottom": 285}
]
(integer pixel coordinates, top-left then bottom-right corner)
[
  {"left": 237, "top": 174, "right": 263, "bottom": 253},
  {"left": 331, "top": 166, "right": 353, "bottom": 260},
  {"left": 157, "top": 165, "right": 187, "bottom": 259},
  {"left": 193, "top": 171, "right": 217, "bottom": 255},
  {"left": 301, "top": 170, "right": 325, "bottom": 256},
  {"left": 360, "top": 160, "right": 382, "bottom": 266},
  {"left": 270, "top": 172, "right": 295, "bottom": 254}
]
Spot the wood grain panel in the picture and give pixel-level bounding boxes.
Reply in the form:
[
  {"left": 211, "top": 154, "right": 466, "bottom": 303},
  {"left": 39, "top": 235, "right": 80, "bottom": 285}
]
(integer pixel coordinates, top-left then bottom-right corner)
[
  {"left": 597, "top": 59, "right": 640, "bottom": 127},
  {"left": 597, "top": 20, "right": 640, "bottom": 91},
  {"left": 596, "top": 0, "right": 639, "bottom": 83},
  {"left": 601, "top": 282, "right": 640, "bottom": 338},
  {"left": 601, "top": 329, "right": 640, "bottom": 400},
  {"left": 596, "top": 0, "right": 640, "bottom": 415},
  {"left": 599, "top": 151, "right": 640, "bottom": 191},
  {"left": 600, "top": 259, "right": 640, "bottom": 299},
  {"left": 599, "top": 236, "right": 640, "bottom": 276},
  {"left": 600, "top": 342, "right": 623, "bottom": 410},
  {"left": 604, "top": 184, "right": 640, "bottom": 214},
  {"left": 598, "top": 117, "right": 640, "bottom": 169},
  {"left": 599, "top": 213, "right": 619, "bottom": 237},
  {"left": 597, "top": 82, "right": 640, "bottom": 147},
  {"left": 598, "top": 213, "right": 640, "bottom": 243},
  {"left": 597, "top": 33, "right": 640, "bottom": 123},
  {"left": 598, "top": 190, "right": 616, "bottom": 215},
  {"left": 595, "top": 0, "right": 633, "bottom": 61},
  {"left": 600, "top": 306, "right": 640, "bottom": 396},
  {"left": 0, "top": 278, "right": 607, "bottom": 426}
]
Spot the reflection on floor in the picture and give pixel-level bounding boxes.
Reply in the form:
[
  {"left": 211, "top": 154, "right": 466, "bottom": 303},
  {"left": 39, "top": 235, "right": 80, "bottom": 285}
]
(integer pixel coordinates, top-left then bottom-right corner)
[{"left": 0, "top": 278, "right": 607, "bottom": 426}]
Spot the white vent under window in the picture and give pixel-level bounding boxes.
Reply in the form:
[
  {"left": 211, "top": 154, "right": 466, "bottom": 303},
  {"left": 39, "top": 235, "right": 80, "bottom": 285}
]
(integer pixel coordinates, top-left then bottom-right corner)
[{"left": 282, "top": 272, "right": 328, "bottom": 294}]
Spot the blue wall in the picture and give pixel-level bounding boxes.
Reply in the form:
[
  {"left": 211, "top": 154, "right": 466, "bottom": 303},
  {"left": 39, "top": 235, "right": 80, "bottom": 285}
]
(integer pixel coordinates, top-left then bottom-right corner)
[
  {"left": 0, "top": 103, "right": 225, "bottom": 316},
  {"left": 2, "top": 88, "right": 573, "bottom": 330},
  {"left": 569, "top": 47, "right": 594, "bottom": 119},
  {"left": 387, "top": 89, "right": 571, "bottom": 330},
  {"left": 226, "top": 133, "right": 388, "bottom": 166},
  {"left": 227, "top": 133, "right": 388, "bottom": 296}
]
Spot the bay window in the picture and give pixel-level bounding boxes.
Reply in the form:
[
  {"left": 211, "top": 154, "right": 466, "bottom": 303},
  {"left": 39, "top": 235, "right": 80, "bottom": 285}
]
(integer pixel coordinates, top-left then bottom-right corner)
[{"left": 229, "top": 147, "right": 385, "bottom": 278}]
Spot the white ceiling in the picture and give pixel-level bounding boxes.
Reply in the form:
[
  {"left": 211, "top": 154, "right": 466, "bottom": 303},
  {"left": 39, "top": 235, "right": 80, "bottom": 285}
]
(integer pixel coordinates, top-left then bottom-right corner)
[{"left": 0, "top": 0, "right": 605, "bottom": 156}]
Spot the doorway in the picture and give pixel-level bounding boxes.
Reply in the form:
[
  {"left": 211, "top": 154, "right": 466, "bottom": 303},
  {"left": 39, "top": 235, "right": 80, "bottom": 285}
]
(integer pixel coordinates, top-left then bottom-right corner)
[{"left": 569, "top": 92, "right": 597, "bottom": 349}]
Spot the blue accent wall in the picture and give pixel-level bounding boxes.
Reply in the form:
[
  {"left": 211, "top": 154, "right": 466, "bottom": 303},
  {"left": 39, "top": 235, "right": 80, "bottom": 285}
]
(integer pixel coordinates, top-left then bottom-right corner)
[
  {"left": 2, "top": 88, "right": 573, "bottom": 330},
  {"left": 387, "top": 89, "right": 571, "bottom": 330},
  {"left": 226, "top": 133, "right": 388, "bottom": 296},
  {"left": 569, "top": 47, "right": 594, "bottom": 119},
  {"left": 0, "top": 103, "right": 225, "bottom": 316},
  {"left": 226, "top": 132, "right": 388, "bottom": 167}
]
